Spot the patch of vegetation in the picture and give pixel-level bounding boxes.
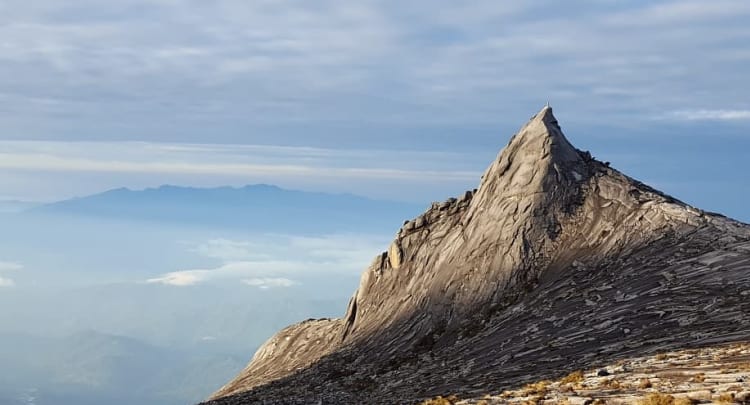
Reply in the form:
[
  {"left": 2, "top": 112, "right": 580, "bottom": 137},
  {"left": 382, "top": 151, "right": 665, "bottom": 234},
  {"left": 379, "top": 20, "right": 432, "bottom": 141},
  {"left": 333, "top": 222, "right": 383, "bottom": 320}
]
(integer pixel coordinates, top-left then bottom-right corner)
[
  {"left": 560, "top": 370, "right": 585, "bottom": 384},
  {"left": 520, "top": 395, "right": 544, "bottom": 405},
  {"left": 599, "top": 378, "right": 621, "bottom": 389},
  {"left": 638, "top": 393, "right": 676, "bottom": 405},
  {"left": 522, "top": 380, "right": 551, "bottom": 396},
  {"left": 638, "top": 378, "right": 653, "bottom": 389},
  {"left": 717, "top": 392, "right": 735, "bottom": 404},
  {"left": 637, "top": 393, "right": 698, "bottom": 405}
]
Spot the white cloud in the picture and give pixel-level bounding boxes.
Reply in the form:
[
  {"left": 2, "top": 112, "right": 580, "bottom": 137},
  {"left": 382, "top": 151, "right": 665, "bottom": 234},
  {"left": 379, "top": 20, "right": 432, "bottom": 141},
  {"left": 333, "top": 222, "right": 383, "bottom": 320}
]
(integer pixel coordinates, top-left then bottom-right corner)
[
  {"left": 0, "top": 261, "right": 21, "bottom": 287},
  {"left": 148, "top": 234, "right": 389, "bottom": 287},
  {"left": 665, "top": 109, "right": 750, "bottom": 121},
  {"left": 146, "top": 259, "right": 323, "bottom": 286},
  {"left": 241, "top": 277, "right": 296, "bottom": 289},
  {"left": 0, "top": 261, "right": 23, "bottom": 271},
  {"left": 146, "top": 271, "right": 204, "bottom": 286}
]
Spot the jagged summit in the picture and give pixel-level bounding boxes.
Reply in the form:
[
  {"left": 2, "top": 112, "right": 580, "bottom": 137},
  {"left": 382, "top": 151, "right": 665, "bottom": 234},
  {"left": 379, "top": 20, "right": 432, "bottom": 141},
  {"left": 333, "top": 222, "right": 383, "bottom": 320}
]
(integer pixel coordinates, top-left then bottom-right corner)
[
  {"left": 205, "top": 109, "right": 750, "bottom": 405},
  {"left": 507, "top": 106, "right": 580, "bottom": 162},
  {"left": 475, "top": 106, "right": 585, "bottom": 209},
  {"left": 483, "top": 106, "right": 582, "bottom": 183}
]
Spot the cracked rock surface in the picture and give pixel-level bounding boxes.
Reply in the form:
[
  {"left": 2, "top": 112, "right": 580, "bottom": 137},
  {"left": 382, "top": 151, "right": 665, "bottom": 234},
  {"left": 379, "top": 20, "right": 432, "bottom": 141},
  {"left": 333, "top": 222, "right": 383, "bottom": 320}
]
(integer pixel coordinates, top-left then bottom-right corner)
[
  {"left": 454, "top": 342, "right": 750, "bottom": 404},
  {"left": 203, "top": 107, "right": 750, "bottom": 405}
]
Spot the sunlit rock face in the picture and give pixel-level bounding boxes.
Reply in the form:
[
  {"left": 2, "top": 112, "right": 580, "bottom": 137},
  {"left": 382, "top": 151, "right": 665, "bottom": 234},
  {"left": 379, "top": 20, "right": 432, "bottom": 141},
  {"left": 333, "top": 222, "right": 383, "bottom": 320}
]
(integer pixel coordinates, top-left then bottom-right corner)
[{"left": 206, "top": 107, "right": 750, "bottom": 405}]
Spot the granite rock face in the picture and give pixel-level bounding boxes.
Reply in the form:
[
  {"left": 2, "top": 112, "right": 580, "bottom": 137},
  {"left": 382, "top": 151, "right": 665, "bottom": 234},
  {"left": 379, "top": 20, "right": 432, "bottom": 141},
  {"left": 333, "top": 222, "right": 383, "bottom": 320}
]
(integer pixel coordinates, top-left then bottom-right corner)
[{"left": 205, "top": 107, "right": 750, "bottom": 404}]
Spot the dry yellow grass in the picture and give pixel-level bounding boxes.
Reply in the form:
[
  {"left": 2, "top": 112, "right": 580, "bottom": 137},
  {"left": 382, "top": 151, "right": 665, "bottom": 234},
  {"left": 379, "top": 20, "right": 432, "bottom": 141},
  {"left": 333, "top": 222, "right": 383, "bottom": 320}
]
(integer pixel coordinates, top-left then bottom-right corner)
[
  {"left": 522, "top": 380, "right": 551, "bottom": 396},
  {"left": 690, "top": 373, "right": 705, "bottom": 383},
  {"left": 560, "top": 370, "right": 585, "bottom": 384},
  {"left": 560, "top": 383, "right": 576, "bottom": 393},
  {"left": 599, "top": 378, "right": 621, "bottom": 389},
  {"left": 638, "top": 378, "right": 653, "bottom": 389},
  {"left": 637, "top": 393, "right": 675, "bottom": 405},
  {"left": 520, "top": 395, "right": 544, "bottom": 405},
  {"left": 717, "top": 392, "right": 735, "bottom": 404}
]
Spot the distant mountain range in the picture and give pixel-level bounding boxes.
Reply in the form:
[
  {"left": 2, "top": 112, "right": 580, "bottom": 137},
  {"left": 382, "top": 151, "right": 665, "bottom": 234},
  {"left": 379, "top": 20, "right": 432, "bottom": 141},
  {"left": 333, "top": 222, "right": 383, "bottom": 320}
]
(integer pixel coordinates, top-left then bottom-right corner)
[{"left": 27, "top": 184, "right": 423, "bottom": 234}]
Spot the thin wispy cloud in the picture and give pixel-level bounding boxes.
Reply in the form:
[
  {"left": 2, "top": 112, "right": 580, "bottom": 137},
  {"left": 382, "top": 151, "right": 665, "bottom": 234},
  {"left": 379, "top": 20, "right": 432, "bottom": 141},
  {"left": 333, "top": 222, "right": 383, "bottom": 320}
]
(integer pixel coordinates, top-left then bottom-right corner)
[
  {"left": 191, "top": 239, "right": 271, "bottom": 262},
  {"left": 146, "top": 260, "right": 306, "bottom": 286},
  {"left": 0, "top": 152, "right": 476, "bottom": 181},
  {"left": 0, "top": 261, "right": 23, "bottom": 272},
  {"left": 0, "top": 140, "right": 480, "bottom": 202},
  {"left": 0, "top": 277, "right": 14, "bottom": 287},
  {"left": 241, "top": 278, "right": 296, "bottom": 289},
  {"left": 665, "top": 110, "right": 750, "bottom": 121}
]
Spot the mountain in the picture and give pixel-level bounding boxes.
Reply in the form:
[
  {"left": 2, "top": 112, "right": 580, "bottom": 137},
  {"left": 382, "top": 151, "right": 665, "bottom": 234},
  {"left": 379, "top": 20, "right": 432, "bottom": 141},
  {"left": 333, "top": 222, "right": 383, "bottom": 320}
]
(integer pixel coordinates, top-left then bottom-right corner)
[
  {"left": 28, "top": 184, "right": 423, "bottom": 234},
  {"left": 203, "top": 107, "right": 750, "bottom": 404}
]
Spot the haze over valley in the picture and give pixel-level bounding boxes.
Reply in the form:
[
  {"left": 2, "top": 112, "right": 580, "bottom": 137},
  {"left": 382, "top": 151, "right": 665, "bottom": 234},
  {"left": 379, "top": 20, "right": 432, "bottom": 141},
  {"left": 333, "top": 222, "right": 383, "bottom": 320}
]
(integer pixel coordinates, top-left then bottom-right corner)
[{"left": 0, "top": 186, "right": 420, "bottom": 404}]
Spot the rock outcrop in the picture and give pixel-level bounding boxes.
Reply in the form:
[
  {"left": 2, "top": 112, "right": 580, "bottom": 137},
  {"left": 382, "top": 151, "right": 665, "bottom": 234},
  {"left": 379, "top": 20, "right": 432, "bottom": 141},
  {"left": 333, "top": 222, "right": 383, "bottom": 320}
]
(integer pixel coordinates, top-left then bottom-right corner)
[{"left": 205, "top": 107, "right": 750, "bottom": 404}]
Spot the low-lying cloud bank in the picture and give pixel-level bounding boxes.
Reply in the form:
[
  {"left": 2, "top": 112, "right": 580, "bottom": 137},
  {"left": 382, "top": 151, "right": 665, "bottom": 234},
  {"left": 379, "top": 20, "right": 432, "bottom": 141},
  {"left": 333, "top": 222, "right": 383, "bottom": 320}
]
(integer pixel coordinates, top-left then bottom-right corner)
[{"left": 147, "top": 234, "right": 388, "bottom": 287}]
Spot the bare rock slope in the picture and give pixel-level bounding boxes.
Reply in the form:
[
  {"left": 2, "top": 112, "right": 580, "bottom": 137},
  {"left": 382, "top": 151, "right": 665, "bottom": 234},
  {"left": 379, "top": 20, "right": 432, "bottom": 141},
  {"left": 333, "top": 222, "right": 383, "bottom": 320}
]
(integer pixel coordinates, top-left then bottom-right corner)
[
  {"left": 463, "top": 342, "right": 750, "bottom": 404},
  {"left": 205, "top": 107, "right": 750, "bottom": 404}
]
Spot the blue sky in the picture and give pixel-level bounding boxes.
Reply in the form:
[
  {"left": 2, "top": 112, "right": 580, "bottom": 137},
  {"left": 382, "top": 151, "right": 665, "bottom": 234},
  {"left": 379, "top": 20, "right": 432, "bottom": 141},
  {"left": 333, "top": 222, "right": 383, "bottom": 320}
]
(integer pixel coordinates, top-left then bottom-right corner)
[{"left": 0, "top": 1, "right": 748, "bottom": 221}]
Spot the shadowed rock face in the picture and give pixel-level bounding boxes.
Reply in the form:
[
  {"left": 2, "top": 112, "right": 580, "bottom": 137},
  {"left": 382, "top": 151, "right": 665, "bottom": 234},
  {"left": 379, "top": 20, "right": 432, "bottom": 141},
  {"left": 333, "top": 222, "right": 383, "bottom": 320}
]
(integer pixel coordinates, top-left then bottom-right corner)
[{"left": 205, "top": 107, "right": 750, "bottom": 404}]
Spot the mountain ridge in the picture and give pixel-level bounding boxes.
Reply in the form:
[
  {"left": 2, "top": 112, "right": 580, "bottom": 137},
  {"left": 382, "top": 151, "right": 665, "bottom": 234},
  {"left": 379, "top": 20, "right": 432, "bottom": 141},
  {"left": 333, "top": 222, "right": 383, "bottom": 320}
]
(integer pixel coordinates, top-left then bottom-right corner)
[
  {"left": 204, "top": 107, "right": 750, "bottom": 404},
  {"left": 27, "top": 184, "right": 423, "bottom": 234}
]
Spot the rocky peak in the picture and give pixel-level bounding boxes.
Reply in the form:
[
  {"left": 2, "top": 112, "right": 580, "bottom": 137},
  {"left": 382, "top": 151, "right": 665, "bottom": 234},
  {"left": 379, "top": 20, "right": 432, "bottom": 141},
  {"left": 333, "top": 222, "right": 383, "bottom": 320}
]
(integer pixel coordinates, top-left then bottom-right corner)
[
  {"left": 479, "top": 106, "right": 584, "bottom": 190},
  {"left": 205, "top": 108, "right": 750, "bottom": 405}
]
